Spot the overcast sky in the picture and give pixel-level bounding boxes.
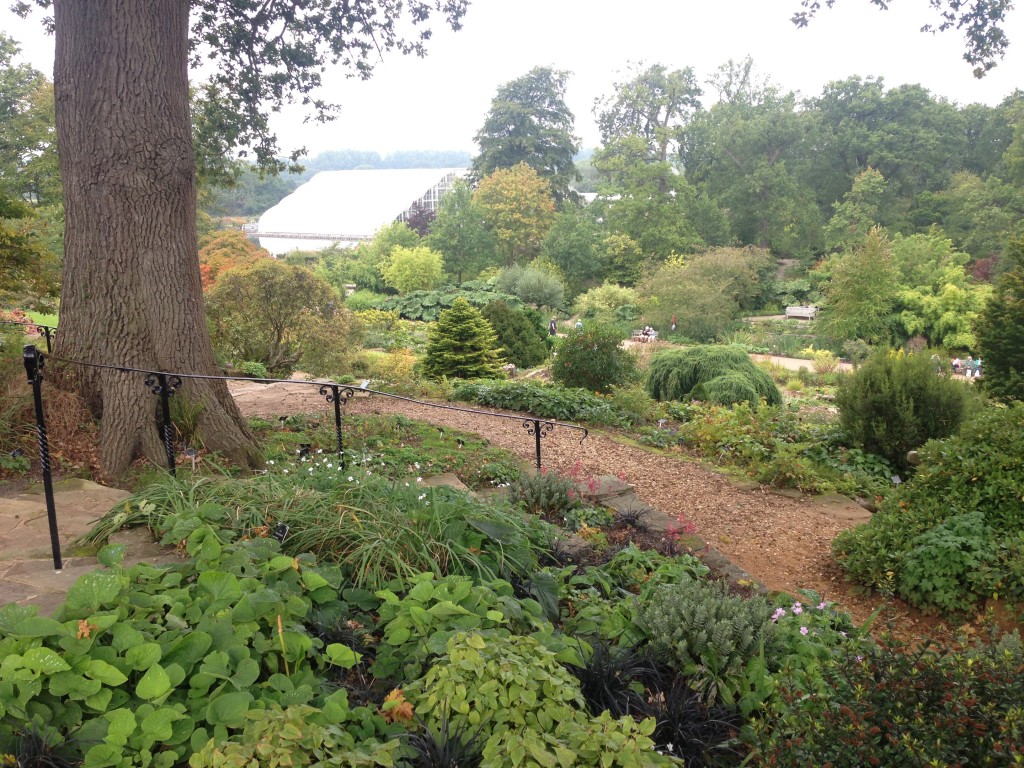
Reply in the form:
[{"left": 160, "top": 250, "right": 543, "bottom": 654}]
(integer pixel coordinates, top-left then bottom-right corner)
[{"left": 3, "top": 1, "right": 1023, "bottom": 157}]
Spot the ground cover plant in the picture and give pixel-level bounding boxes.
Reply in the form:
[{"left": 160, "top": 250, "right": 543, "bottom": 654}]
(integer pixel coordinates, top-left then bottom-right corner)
[
  {"left": 252, "top": 412, "right": 524, "bottom": 491},
  {"left": 833, "top": 402, "right": 1024, "bottom": 614}
]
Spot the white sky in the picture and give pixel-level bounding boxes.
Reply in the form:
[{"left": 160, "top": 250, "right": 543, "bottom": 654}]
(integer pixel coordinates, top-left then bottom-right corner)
[{"left": 3, "top": 1, "right": 1023, "bottom": 156}]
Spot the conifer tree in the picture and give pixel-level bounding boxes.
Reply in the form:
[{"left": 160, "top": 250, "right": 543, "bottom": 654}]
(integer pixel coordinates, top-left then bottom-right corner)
[
  {"left": 976, "top": 237, "right": 1024, "bottom": 401},
  {"left": 481, "top": 300, "right": 549, "bottom": 369},
  {"left": 423, "top": 297, "right": 504, "bottom": 380}
]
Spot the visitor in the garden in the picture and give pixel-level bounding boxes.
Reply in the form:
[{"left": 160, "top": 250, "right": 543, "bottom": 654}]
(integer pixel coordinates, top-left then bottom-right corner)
[
  {"left": 671, "top": 314, "right": 677, "bottom": 332},
  {"left": 972, "top": 357, "right": 982, "bottom": 378},
  {"left": 549, "top": 317, "right": 557, "bottom": 336},
  {"left": 952, "top": 356, "right": 962, "bottom": 374},
  {"left": 575, "top": 319, "right": 583, "bottom": 330}
]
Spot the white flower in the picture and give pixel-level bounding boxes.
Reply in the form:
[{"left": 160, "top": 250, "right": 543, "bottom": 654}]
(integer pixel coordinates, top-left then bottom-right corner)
[
  {"left": 317, "top": 448, "right": 323, "bottom": 454},
  {"left": 416, "top": 477, "right": 423, "bottom": 483},
  {"left": 348, "top": 476, "right": 354, "bottom": 482},
  {"left": 418, "top": 494, "right": 426, "bottom": 501},
  {"left": 267, "top": 460, "right": 275, "bottom": 465},
  {"left": 282, "top": 469, "right": 289, "bottom": 474}
]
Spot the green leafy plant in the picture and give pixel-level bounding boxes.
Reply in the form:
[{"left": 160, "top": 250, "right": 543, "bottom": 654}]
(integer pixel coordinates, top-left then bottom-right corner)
[
  {"left": 835, "top": 348, "right": 969, "bottom": 471},
  {"left": 507, "top": 468, "right": 582, "bottom": 518},
  {"left": 635, "top": 579, "right": 775, "bottom": 709},
  {"left": 370, "top": 574, "right": 549, "bottom": 681},
  {"left": 551, "top": 322, "right": 637, "bottom": 394},
  {"left": 833, "top": 402, "right": 1024, "bottom": 614},
  {"left": 407, "top": 632, "right": 679, "bottom": 768},
  {"left": 236, "top": 361, "right": 269, "bottom": 379},
  {"left": 753, "top": 628, "right": 1024, "bottom": 767},
  {"left": 451, "top": 380, "right": 621, "bottom": 425}
]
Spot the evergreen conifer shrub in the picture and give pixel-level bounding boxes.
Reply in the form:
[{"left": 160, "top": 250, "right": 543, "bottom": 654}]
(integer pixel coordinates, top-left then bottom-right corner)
[
  {"left": 481, "top": 300, "right": 549, "bottom": 369},
  {"left": 645, "top": 345, "right": 781, "bottom": 407},
  {"left": 423, "top": 297, "right": 505, "bottom": 380},
  {"left": 835, "top": 349, "right": 968, "bottom": 471}
]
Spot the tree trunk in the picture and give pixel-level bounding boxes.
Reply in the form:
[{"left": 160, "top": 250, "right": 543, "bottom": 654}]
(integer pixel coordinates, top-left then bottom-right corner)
[{"left": 52, "top": 0, "right": 260, "bottom": 477}]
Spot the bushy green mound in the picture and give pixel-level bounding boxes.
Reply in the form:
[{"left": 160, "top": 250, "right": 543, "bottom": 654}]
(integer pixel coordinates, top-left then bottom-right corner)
[
  {"left": 835, "top": 349, "right": 970, "bottom": 471},
  {"left": 833, "top": 402, "right": 1024, "bottom": 614},
  {"left": 646, "top": 345, "right": 781, "bottom": 407},
  {"left": 481, "top": 300, "right": 549, "bottom": 369},
  {"left": 551, "top": 322, "right": 637, "bottom": 394}
]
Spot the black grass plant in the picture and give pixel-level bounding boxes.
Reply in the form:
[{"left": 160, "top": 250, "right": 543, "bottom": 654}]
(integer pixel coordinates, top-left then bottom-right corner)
[
  {"left": 646, "top": 675, "right": 742, "bottom": 768},
  {"left": 403, "top": 711, "right": 483, "bottom": 768},
  {"left": 563, "top": 639, "right": 656, "bottom": 719}
]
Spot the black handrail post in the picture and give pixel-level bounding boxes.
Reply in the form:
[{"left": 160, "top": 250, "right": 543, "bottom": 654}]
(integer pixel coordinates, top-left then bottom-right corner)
[
  {"left": 145, "top": 373, "right": 179, "bottom": 476},
  {"left": 533, "top": 419, "right": 543, "bottom": 469},
  {"left": 320, "top": 384, "right": 352, "bottom": 469},
  {"left": 23, "top": 345, "right": 62, "bottom": 571},
  {"left": 40, "top": 325, "right": 54, "bottom": 354}
]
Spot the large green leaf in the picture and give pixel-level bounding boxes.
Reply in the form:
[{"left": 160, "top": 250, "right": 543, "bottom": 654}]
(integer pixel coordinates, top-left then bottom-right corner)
[
  {"left": 65, "top": 572, "right": 123, "bottom": 614},
  {"left": 136, "top": 664, "right": 172, "bottom": 701},
  {"left": 22, "top": 647, "right": 71, "bottom": 674},
  {"left": 204, "top": 691, "right": 253, "bottom": 727},
  {"left": 197, "top": 571, "right": 242, "bottom": 602}
]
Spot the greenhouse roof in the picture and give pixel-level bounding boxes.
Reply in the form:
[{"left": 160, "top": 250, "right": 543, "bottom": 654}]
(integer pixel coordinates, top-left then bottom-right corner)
[{"left": 256, "top": 168, "right": 465, "bottom": 255}]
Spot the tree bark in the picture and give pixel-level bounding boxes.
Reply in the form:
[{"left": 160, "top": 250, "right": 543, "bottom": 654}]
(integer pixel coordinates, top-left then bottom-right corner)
[{"left": 52, "top": 0, "right": 260, "bottom": 477}]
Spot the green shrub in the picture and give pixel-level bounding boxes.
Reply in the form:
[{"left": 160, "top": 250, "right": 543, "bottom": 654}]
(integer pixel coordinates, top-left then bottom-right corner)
[
  {"left": 646, "top": 345, "right": 782, "bottom": 408},
  {"left": 753, "top": 629, "right": 1024, "bottom": 767},
  {"left": 481, "top": 300, "right": 549, "bottom": 369},
  {"left": 407, "top": 632, "right": 679, "bottom": 768},
  {"left": 507, "top": 468, "right": 582, "bottom": 518},
  {"left": 370, "top": 574, "right": 548, "bottom": 680},
  {"left": 835, "top": 348, "right": 969, "bottom": 471},
  {"left": 236, "top": 360, "right": 269, "bottom": 379},
  {"left": 0, "top": 536, "right": 380, "bottom": 767},
  {"left": 833, "top": 403, "right": 1024, "bottom": 613},
  {"left": 451, "top": 380, "right": 621, "bottom": 425},
  {"left": 551, "top": 322, "right": 637, "bottom": 394},
  {"left": 635, "top": 579, "right": 775, "bottom": 709}
]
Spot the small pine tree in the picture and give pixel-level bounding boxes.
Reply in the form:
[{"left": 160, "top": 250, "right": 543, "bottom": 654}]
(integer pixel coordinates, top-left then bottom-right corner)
[
  {"left": 976, "top": 237, "right": 1024, "bottom": 402},
  {"left": 423, "top": 297, "right": 504, "bottom": 380},
  {"left": 481, "top": 300, "right": 549, "bottom": 369},
  {"left": 835, "top": 349, "right": 969, "bottom": 471}
]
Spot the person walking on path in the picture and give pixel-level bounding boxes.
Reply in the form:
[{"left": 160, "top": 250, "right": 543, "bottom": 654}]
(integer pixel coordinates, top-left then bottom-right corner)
[{"left": 549, "top": 317, "right": 557, "bottom": 336}]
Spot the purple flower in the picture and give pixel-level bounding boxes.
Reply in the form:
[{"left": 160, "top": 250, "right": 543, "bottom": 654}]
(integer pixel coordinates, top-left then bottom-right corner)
[
  {"left": 817, "top": 601, "right": 827, "bottom": 610},
  {"left": 791, "top": 602, "right": 804, "bottom": 615},
  {"left": 800, "top": 626, "right": 809, "bottom": 636},
  {"left": 771, "top": 607, "right": 787, "bottom": 622}
]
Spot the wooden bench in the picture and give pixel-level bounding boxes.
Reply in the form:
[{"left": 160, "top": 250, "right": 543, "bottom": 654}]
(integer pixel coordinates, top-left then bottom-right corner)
[{"left": 785, "top": 306, "right": 818, "bottom": 320}]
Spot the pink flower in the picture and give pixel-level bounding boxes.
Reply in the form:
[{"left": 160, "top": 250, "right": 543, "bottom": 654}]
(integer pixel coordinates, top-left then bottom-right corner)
[
  {"left": 817, "top": 601, "right": 827, "bottom": 610},
  {"left": 771, "top": 608, "right": 786, "bottom": 622},
  {"left": 800, "top": 626, "right": 809, "bottom": 636},
  {"left": 791, "top": 602, "right": 804, "bottom": 615}
]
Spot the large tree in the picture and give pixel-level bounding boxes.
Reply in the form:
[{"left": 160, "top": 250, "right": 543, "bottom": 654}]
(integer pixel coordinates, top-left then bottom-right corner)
[
  {"left": 474, "top": 163, "right": 556, "bottom": 264},
  {"left": 976, "top": 236, "right": 1024, "bottom": 401},
  {"left": 26, "top": 0, "right": 467, "bottom": 476},
  {"left": 472, "top": 66, "right": 580, "bottom": 204}
]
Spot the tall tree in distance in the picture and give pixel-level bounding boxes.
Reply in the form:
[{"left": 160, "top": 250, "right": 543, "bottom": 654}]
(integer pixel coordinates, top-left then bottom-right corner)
[
  {"left": 472, "top": 66, "right": 581, "bottom": 204},
  {"left": 22, "top": 0, "right": 468, "bottom": 477},
  {"left": 474, "top": 163, "right": 557, "bottom": 265},
  {"left": 426, "top": 179, "right": 496, "bottom": 284},
  {"left": 594, "top": 62, "right": 702, "bottom": 165},
  {"left": 976, "top": 236, "right": 1024, "bottom": 401}
]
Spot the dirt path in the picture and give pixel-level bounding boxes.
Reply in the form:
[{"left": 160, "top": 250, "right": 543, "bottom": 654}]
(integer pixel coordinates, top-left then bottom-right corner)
[{"left": 229, "top": 380, "right": 936, "bottom": 635}]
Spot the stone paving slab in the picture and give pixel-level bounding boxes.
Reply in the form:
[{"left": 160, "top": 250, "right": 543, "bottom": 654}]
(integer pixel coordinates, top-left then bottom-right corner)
[{"left": 0, "top": 479, "right": 178, "bottom": 616}]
